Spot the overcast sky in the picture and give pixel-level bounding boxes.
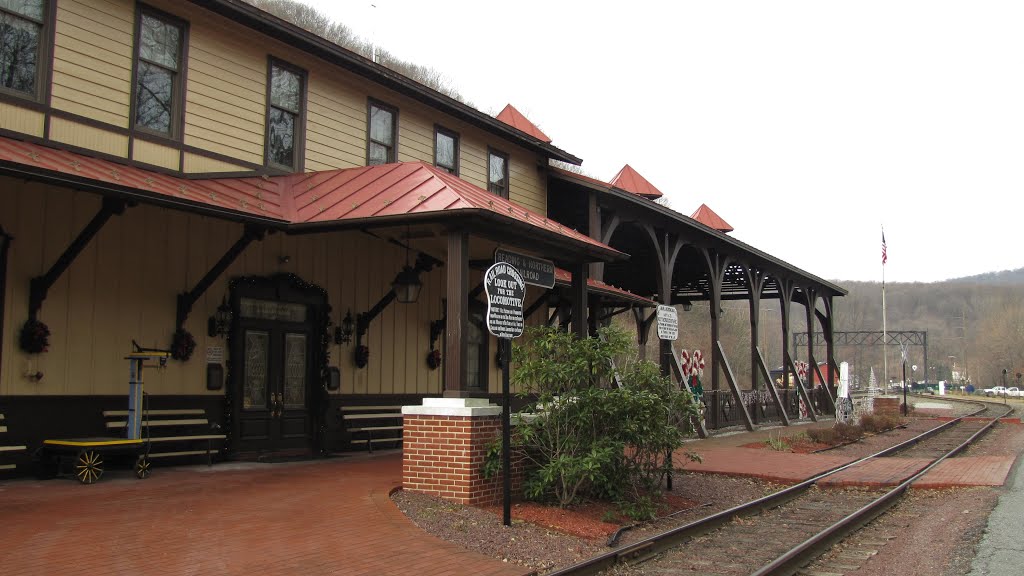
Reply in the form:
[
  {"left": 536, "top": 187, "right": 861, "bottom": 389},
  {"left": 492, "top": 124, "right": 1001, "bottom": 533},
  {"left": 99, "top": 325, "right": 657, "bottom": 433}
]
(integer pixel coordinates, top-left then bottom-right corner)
[{"left": 302, "top": 1, "right": 1024, "bottom": 283}]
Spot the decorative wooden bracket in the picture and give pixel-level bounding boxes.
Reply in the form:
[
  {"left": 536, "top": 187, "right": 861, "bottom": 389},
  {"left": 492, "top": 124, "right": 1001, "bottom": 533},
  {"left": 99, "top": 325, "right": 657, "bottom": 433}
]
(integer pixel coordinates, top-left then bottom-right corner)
[
  {"left": 29, "top": 198, "right": 128, "bottom": 320},
  {"left": 175, "top": 225, "right": 266, "bottom": 329}
]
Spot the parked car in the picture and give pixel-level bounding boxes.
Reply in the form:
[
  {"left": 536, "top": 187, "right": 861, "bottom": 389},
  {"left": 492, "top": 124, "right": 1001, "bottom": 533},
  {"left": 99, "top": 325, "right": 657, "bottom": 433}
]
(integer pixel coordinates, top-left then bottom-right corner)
[
  {"left": 984, "top": 386, "right": 1009, "bottom": 397},
  {"left": 1006, "top": 387, "right": 1022, "bottom": 397}
]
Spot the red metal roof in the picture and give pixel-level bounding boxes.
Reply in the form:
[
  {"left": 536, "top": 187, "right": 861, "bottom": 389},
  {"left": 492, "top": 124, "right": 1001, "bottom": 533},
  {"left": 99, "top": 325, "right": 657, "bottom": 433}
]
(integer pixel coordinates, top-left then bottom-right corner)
[
  {"left": 690, "top": 203, "right": 734, "bottom": 233},
  {"left": 0, "top": 137, "right": 288, "bottom": 220},
  {"left": 553, "top": 268, "right": 654, "bottom": 306},
  {"left": 0, "top": 136, "right": 618, "bottom": 255},
  {"left": 608, "top": 164, "right": 663, "bottom": 200},
  {"left": 496, "top": 104, "right": 552, "bottom": 143}
]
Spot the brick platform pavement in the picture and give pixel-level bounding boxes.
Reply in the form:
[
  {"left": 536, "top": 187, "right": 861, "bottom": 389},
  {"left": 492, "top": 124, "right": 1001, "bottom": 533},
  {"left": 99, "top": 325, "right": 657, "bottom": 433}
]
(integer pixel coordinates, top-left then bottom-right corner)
[
  {"left": 0, "top": 453, "right": 528, "bottom": 576},
  {"left": 676, "top": 429, "right": 1018, "bottom": 489}
]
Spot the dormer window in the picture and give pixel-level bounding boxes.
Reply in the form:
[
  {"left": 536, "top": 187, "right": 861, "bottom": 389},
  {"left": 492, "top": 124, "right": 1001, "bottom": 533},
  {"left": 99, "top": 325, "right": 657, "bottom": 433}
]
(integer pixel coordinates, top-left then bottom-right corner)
[
  {"left": 434, "top": 126, "right": 458, "bottom": 175},
  {"left": 266, "top": 59, "right": 305, "bottom": 171},
  {"left": 0, "top": 0, "right": 47, "bottom": 100},
  {"left": 487, "top": 149, "right": 509, "bottom": 198},
  {"left": 134, "top": 9, "right": 185, "bottom": 137},
  {"left": 367, "top": 100, "right": 397, "bottom": 165}
]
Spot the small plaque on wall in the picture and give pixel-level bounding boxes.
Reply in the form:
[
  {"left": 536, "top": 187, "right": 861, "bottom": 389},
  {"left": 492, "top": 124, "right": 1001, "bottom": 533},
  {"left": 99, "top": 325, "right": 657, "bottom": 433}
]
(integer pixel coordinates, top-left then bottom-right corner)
[{"left": 206, "top": 346, "right": 224, "bottom": 364}]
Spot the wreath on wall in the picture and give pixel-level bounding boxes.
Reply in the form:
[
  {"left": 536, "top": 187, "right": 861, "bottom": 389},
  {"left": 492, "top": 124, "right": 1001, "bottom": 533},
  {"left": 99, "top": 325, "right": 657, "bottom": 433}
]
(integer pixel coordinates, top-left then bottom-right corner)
[
  {"left": 355, "top": 345, "right": 370, "bottom": 368},
  {"left": 427, "top": 349, "right": 441, "bottom": 370},
  {"left": 170, "top": 328, "right": 196, "bottom": 362},
  {"left": 19, "top": 319, "right": 50, "bottom": 354}
]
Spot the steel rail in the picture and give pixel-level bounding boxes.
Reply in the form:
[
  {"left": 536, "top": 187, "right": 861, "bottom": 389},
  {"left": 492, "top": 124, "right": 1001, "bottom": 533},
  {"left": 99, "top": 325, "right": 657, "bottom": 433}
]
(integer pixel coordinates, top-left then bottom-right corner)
[
  {"left": 546, "top": 404, "right": 1012, "bottom": 576},
  {"left": 752, "top": 403, "right": 1012, "bottom": 576}
]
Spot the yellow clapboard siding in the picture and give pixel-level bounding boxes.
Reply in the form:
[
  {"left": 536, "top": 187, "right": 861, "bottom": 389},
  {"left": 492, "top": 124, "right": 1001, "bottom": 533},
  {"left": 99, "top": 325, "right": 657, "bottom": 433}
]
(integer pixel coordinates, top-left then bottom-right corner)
[
  {"left": 60, "top": 0, "right": 134, "bottom": 28},
  {"left": 182, "top": 152, "right": 252, "bottom": 174},
  {"left": 54, "top": 34, "right": 132, "bottom": 78},
  {"left": 188, "top": 50, "right": 266, "bottom": 95},
  {"left": 185, "top": 93, "right": 264, "bottom": 136},
  {"left": 50, "top": 64, "right": 131, "bottom": 107},
  {"left": 0, "top": 101, "right": 44, "bottom": 137},
  {"left": 183, "top": 130, "right": 263, "bottom": 165},
  {"left": 56, "top": 1, "right": 134, "bottom": 48},
  {"left": 49, "top": 117, "right": 128, "bottom": 157},
  {"left": 132, "top": 139, "right": 179, "bottom": 170},
  {"left": 187, "top": 77, "right": 266, "bottom": 119}
]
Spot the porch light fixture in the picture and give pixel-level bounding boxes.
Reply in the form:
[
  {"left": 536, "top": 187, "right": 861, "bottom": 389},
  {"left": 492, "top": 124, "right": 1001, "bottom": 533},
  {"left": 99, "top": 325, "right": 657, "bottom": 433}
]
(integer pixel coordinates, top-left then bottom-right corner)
[
  {"left": 334, "top": 310, "right": 354, "bottom": 345},
  {"left": 207, "top": 296, "right": 233, "bottom": 338},
  {"left": 391, "top": 228, "right": 422, "bottom": 304}
]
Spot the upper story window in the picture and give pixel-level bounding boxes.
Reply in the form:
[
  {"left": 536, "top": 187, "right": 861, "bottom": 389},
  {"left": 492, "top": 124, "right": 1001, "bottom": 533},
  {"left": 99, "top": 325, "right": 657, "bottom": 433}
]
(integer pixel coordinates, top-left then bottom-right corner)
[
  {"left": 266, "top": 59, "right": 305, "bottom": 171},
  {"left": 434, "top": 126, "right": 458, "bottom": 175},
  {"left": 0, "top": 0, "right": 46, "bottom": 100},
  {"left": 134, "top": 9, "right": 185, "bottom": 137},
  {"left": 367, "top": 100, "right": 397, "bottom": 165},
  {"left": 487, "top": 149, "right": 509, "bottom": 198}
]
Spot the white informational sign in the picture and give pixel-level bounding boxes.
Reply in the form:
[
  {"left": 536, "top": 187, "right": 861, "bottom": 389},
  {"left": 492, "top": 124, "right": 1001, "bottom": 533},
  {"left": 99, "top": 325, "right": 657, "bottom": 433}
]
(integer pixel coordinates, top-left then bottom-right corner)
[
  {"left": 484, "top": 262, "right": 526, "bottom": 339},
  {"left": 206, "top": 346, "right": 224, "bottom": 364},
  {"left": 656, "top": 305, "right": 678, "bottom": 341}
]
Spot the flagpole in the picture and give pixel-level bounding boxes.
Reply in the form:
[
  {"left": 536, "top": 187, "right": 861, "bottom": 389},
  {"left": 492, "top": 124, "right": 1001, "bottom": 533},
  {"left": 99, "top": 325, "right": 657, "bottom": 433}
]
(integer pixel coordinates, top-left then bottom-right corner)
[{"left": 881, "top": 226, "right": 887, "bottom": 391}]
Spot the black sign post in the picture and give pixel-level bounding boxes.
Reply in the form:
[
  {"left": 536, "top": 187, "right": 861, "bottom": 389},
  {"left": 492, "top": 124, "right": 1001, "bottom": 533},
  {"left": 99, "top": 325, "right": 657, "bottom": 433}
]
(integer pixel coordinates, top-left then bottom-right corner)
[{"left": 484, "top": 262, "right": 525, "bottom": 527}]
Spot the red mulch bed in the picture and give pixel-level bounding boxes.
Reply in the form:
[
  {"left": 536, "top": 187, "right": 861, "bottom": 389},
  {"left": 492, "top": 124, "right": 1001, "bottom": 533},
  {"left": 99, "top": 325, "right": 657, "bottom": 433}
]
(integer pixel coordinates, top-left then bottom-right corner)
[
  {"left": 482, "top": 492, "right": 699, "bottom": 540},
  {"left": 741, "top": 437, "right": 833, "bottom": 453}
]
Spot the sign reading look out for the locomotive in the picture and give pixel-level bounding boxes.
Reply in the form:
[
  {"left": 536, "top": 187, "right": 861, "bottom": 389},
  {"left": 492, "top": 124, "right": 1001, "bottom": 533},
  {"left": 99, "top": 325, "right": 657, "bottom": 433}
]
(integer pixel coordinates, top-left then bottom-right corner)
[
  {"left": 494, "top": 249, "right": 555, "bottom": 289},
  {"left": 656, "top": 304, "right": 678, "bottom": 341},
  {"left": 484, "top": 262, "right": 526, "bottom": 339}
]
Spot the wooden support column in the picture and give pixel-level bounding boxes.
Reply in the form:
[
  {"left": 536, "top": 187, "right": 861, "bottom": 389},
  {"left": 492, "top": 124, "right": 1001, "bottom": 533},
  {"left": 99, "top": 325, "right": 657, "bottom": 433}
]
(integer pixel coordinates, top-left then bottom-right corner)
[
  {"left": 445, "top": 230, "right": 469, "bottom": 396},
  {"left": 644, "top": 226, "right": 684, "bottom": 378},
  {"left": 633, "top": 307, "right": 655, "bottom": 361},
  {"left": 779, "top": 278, "right": 794, "bottom": 414},
  {"left": 587, "top": 191, "right": 602, "bottom": 282},
  {"left": 804, "top": 288, "right": 835, "bottom": 411},
  {"left": 745, "top": 268, "right": 768, "bottom": 395},
  {"left": 570, "top": 261, "right": 589, "bottom": 339},
  {"left": 823, "top": 296, "right": 837, "bottom": 390}
]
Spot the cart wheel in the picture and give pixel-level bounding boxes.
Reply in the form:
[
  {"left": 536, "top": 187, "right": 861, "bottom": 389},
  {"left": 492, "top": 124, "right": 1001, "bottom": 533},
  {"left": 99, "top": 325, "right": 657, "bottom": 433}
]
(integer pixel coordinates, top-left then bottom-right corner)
[
  {"left": 134, "top": 456, "right": 151, "bottom": 479},
  {"left": 74, "top": 450, "right": 104, "bottom": 484}
]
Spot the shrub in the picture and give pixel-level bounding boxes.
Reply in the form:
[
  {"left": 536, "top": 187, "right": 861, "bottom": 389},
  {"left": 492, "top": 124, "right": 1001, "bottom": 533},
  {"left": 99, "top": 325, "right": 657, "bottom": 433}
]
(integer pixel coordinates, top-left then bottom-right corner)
[
  {"left": 833, "top": 422, "right": 863, "bottom": 442},
  {"left": 497, "top": 325, "right": 700, "bottom": 515},
  {"left": 805, "top": 427, "right": 836, "bottom": 445},
  {"left": 765, "top": 431, "right": 793, "bottom": 450},
  {"left": 860, "top": 413, "right": 903, "bottom": 434}
]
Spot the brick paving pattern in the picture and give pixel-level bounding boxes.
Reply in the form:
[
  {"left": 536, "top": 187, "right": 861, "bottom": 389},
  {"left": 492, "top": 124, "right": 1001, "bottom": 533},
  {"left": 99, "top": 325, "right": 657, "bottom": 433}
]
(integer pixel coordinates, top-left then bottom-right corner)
[{"left": 0, "top": 453, "right": 527, "bottom": 576}]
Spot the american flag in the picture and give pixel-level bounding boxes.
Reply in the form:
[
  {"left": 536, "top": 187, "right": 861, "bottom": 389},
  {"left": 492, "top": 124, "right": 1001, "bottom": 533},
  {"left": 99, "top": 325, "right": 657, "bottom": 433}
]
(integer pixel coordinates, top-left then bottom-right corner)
[{"left": 882, "top": 230, "right": 887, "bottom": 265}]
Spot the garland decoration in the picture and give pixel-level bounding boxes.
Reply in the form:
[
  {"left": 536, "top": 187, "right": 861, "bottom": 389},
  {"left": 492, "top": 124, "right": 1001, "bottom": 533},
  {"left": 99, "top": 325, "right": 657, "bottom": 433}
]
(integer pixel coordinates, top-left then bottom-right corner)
[
  {"left": 355, "top": 345, "right": 370, "bottom": 368},
  {"left": 19, "top": 319, "right": 50, "bottom": 354},
  {"left": 427, "top": 349, "right": 441, "bottom": 370},
  {"left": 170, "top": 328, "right": 196, "bottom": 361}
]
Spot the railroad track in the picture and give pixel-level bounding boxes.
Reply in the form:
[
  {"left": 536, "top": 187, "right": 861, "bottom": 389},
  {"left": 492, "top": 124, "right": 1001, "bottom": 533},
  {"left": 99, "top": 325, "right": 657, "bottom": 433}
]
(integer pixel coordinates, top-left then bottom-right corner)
[{"left": 548, "top": 401, "right": 1014, "bottom": 576}]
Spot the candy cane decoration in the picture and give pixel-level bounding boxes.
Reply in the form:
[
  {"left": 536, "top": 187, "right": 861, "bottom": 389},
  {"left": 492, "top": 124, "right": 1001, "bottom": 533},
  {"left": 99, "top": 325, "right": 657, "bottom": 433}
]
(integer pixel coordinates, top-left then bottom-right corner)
[
  {"left": 679, "top": 349, "right": 691, "bottom": 379},
  {"left": 693, "top": 349, "right": 705, "bottom": 377},
  {"left": 796, "top": 361, "right": 808, "bottom": 383}
]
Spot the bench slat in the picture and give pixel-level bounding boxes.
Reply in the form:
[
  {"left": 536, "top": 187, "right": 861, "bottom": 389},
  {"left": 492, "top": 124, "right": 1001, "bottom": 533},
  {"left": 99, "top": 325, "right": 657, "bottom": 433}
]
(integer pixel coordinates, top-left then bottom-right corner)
[
  {"left": 0, "top": 426, "right": 6, "bottom": 433},
  {"left": 147, "top": 435, "right": 226, "bottom": 442},
  {"left": 147, "top": 450, "right": 214, "bottom": 459},
  {"left": 350, "top": 438, "right": 403, "bottom": 445},
  {"left": 106, "top": 419, "right": 209, "bottom": 428},
  {"left": 0, "top": 445, "right": 27, "bottom": 452},
  {"left": 0, "top": 463, "right": 15, "bottom": 470},
  {"left": 340, "top": 406, "right": 403, "bottom": 412},
  {"left": 103, "top": 409, "right": 205, "bottom": 417},
  {"left": 342, "top": 413, "right": 402, "bottom": 420},
  {"left": 347, "top": 426, "right": 402, "bottom": 433}
]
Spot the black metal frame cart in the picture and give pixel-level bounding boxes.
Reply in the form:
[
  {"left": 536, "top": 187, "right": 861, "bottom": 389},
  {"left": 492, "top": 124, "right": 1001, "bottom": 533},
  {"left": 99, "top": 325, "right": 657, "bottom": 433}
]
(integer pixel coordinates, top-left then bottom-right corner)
[{"left": 38, "top": 438, "right": 150, "bottom": 484}]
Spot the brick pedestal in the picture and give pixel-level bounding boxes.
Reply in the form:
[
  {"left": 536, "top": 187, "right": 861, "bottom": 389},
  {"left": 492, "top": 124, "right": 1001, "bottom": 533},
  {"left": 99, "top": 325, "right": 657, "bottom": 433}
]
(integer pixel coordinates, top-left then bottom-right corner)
[
  {"left": 874, "top": 396, "right": 900, "bottom": 416},
  {"left": 401, "top": 398, "right": 521, "bottom": 505}
]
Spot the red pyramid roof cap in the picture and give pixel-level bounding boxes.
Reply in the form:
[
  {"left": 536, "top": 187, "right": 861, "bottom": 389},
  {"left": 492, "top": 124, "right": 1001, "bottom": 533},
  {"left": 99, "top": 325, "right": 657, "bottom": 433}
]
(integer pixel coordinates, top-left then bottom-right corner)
[
  {"left": 496, "top": 104, "right": 551, "bottom": 143},
  {"left": 690, "top": 203, "right": 734, "bottom": 233},
  {"left": 608, "top": 164, "right": 663, "bottom": 199}
]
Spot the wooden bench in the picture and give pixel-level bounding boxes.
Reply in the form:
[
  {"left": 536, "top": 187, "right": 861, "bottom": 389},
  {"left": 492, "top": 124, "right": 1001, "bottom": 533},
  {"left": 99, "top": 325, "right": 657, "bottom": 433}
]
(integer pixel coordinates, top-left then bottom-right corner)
[
  {"left": 102, "top": 409, "right": 225, "bottom": 465},
  {"left": 340, "top": 405, "right": 403, "bottom": 452},
  {"left": 1, "top": 412, "right": 27, "bottom": 471}
]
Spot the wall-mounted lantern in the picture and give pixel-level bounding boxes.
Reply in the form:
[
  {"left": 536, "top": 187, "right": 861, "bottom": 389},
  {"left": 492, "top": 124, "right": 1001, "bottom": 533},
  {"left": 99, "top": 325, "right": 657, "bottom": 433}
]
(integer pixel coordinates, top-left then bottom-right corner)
[
  {"left": 207, "top": 296, "right": 233, "bottom": 338},
  {"left": 334, "top": 310, "right": 354, "bottom": 345}
]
